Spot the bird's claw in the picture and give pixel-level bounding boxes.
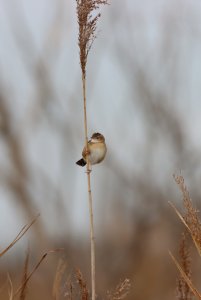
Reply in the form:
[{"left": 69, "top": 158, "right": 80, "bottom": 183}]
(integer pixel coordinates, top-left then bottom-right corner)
[{"left": 86, "top": 168, "right": 92, "bottom": 174}]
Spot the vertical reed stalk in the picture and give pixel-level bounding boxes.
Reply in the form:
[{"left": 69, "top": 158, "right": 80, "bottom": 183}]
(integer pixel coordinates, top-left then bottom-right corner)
[
  {"left": 76, "top": 1, "right": 108, "bottom": 299},
  {"left": 82, "top": 72, "right": 96, "bottom": 300}
]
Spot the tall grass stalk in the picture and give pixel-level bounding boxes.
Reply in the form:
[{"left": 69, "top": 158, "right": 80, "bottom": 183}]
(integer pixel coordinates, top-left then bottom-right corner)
[
  {"left": 82, "top": 71, "right": 95, "bottom": 300},
  {"left": 76, "top": 1, "right": 108, "bottom": 299}
]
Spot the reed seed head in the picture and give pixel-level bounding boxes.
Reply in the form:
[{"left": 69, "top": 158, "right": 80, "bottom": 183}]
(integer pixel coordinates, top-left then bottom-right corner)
[
  {"left": 176, "top": 233, "right": 192, "bottom": 300},
  {"left": 76, "top": 0, "right": 109, "bottom": 77},
  {"left": 174, "top": 174, "right": 201, "bottom": 254}
]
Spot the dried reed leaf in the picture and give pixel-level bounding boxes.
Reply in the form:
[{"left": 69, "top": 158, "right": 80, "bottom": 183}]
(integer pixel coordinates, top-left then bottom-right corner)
[
  {"left": 19, "top": 247, "right": 30, "bottom": 300},
  {"left": 168, "top": 201, "right": 191, "bottom": 231},
  {"left": 14, "top": 248, "right": 63, "bottom": 297},
  {"left": 107, "top": 278, "right": 131, "bottom": 300},
  {"left": 0, "top": 214, "right": 40, "bottom": 257},
  {"left": 169, "top": 251, "right": 201, "bottom": 300},
  {"left": 52, "top": 259, "right": 67, "bottom": 300}
]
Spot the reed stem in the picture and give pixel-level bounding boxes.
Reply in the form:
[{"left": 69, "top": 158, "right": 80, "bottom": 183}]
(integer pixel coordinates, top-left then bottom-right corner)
[{"left": 82, "top": 73, "right": 96, "bottom": 300}]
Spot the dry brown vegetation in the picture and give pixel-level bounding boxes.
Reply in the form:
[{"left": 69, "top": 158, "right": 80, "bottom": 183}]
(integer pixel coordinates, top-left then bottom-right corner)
[
  {"left": 1, "top": 1, "right": 201, "bottom": 300},
  {"left": 170, "top": 176, "right": 201, "bottom": 300},
  {"left": 2, "top": 175, "right": 201, "bottom": 299}
]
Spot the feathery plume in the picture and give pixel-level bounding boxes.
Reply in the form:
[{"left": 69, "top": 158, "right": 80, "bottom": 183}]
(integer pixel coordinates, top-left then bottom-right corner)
[{"left": 76, "top": 0, "right": 108, "bottom": 77}]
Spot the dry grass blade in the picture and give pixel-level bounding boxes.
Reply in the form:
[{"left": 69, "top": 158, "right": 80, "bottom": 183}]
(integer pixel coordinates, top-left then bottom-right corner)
[
  {"left": 75, "top": 269, "right": 89, "bottom": 300},
  {"left": 107, "top": 278, "right": 131, "bottom": 300},
  {"left": 14, "top": 248, "right": 63, "bottom": 297},
  {"left": 0, "top": 214, "right": 40, "bottom": 257},
  {"left": 52, "top": 259, "right": 67, "bottom": 300},
  {"left": 169, "top": 251, "right": 201, "bottom": 300},
  {"left": 173, "top": 175, "right": 201, "bottom": 256},
  {"left": 168, "top": 201, "right": 192, "bottom": 234},
  {"left": 19, "top": 247, "right": 30, "bottom": 300}
]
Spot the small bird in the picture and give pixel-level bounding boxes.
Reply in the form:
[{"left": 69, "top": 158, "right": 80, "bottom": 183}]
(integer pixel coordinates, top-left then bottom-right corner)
[{"left": 76, "top": 132, "right": 107, "bottom": 167}]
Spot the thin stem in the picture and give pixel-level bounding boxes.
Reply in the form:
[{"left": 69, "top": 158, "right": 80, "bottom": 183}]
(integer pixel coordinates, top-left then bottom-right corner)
[{"left": 82, "top": 73, "right": 96, "bottom": 300}]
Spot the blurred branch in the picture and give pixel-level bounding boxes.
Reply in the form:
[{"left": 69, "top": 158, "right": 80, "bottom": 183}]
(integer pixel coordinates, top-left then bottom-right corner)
[{"left": 0, "top": 95, "right": 35, "bottom": 216}]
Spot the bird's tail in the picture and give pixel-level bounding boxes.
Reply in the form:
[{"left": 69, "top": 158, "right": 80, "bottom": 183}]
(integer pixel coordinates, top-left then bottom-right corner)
[{"left": 76, "top": 158, "right": 86, "bottom": 166}]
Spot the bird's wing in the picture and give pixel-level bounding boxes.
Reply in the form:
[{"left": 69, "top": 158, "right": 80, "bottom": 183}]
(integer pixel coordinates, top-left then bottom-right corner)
[{"left": 82, "top": 144, "right": 91, "bottom": 159}]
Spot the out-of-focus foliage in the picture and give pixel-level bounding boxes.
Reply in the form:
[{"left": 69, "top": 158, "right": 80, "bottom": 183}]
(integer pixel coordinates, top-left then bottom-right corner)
[{"left": 1, "top": 1, "right": 201, "bottom": 299}]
